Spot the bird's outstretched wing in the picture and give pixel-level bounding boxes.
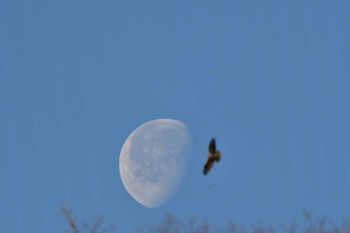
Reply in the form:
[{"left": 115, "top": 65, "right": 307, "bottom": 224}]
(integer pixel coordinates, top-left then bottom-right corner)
[
  {"left": 203, "top": 158, "right": 214, "bottom": 175},
  {"left": 208, "top": 138, "right": 216, "bottom": 154}
]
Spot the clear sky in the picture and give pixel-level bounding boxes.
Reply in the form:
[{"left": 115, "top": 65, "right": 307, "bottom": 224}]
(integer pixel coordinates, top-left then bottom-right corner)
[{"left": 1, "top": 0, "right": 350, "bottom": 232}]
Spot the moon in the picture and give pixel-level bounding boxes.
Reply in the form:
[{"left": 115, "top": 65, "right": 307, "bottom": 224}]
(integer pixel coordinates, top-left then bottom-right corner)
[{"left": 119, "top": 119, "right": 191, "bottom": 208}]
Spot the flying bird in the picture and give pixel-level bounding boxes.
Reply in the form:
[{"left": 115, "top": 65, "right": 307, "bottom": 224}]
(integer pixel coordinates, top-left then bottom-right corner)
[{"left": 203, "top": 138, "right": 221, "bottom": 175}]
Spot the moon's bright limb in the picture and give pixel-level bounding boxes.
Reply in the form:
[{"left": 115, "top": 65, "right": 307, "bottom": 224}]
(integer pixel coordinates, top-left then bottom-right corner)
[{"left": 119, "top": 119, "right": 191, "bottom": 208}]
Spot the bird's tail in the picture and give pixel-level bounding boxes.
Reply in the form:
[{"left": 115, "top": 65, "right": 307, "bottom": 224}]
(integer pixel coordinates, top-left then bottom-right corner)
[{"left": 214, "top": 151, "right": 221, "bottom": 162}]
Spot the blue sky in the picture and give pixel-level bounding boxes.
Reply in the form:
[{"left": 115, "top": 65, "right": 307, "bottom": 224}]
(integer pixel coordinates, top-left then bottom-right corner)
[{"left": 1, "top": 0, "right": 350, "bottom": 232}]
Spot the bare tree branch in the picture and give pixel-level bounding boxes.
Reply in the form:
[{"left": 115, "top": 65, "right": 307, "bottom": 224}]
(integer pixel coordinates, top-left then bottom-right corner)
[{"left": 62, "top": 206, "right": 80, "bottom": 233}]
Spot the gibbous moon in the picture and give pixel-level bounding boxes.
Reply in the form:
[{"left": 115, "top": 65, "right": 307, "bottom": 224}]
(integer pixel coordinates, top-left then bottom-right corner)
[{"left": 119, "top": 119, "right": 191, "bottom": 208}]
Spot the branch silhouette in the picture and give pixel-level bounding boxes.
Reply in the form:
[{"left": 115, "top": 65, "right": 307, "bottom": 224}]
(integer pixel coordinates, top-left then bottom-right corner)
[
  {"left": 62, "top": 207, "right": 350, "bottom": 233},
  {"left": 62, "top": 206, "right": 115, "bottom": 233}
]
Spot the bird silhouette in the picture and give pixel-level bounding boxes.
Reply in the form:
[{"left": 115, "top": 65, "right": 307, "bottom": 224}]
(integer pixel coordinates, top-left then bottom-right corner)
[{"left": 203, "top": 138, "right": 221, "bottom": 175}]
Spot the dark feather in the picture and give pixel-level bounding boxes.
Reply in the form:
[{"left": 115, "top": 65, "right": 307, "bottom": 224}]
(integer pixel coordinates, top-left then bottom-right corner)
[
  {"left": 208, "top": 138, "right": 216, "bottom": 154},
  {"left": 203, "top": 157, "right": 215, "bottom": 175}
]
